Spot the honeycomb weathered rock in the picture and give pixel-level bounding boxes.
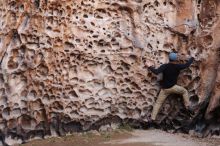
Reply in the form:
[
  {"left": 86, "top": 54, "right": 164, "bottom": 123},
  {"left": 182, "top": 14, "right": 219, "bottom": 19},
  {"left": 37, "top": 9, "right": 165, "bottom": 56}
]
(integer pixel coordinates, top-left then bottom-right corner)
[{"left": 0, "top": 0, "right": 219, "bottom": 145}]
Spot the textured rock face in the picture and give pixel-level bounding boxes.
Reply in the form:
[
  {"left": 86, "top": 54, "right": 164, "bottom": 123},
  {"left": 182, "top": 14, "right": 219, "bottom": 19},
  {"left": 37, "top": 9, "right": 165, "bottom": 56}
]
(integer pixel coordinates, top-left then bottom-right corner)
[{"left": 0, "top": 0, "right": 219, "bottom": 145}]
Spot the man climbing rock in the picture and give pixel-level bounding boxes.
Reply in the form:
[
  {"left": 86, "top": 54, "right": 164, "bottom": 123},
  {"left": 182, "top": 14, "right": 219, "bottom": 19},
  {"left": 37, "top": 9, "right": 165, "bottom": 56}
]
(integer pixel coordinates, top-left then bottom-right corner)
[{"left": 146, "top": 52, "right": 194, "bottom": 121}]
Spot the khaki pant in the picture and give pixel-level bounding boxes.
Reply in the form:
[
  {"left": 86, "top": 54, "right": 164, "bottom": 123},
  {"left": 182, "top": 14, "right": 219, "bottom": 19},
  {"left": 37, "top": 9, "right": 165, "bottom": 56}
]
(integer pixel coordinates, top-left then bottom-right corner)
[{"left": 151, "top": 85, "right": 190, "bottom": 120}]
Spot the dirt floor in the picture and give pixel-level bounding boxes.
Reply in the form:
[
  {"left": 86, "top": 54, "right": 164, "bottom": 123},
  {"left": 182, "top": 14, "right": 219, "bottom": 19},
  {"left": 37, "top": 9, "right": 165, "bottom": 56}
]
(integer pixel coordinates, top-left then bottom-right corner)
[{"left": 15, "top": 129, "right": 220, "bottom": 146}]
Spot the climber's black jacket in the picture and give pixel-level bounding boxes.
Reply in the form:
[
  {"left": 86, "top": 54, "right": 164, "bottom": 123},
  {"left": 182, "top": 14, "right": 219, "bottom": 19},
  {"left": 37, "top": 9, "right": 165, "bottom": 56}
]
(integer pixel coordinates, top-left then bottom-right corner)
[{"left": 148, "top": 57, "right": 194, "bottom": 89}]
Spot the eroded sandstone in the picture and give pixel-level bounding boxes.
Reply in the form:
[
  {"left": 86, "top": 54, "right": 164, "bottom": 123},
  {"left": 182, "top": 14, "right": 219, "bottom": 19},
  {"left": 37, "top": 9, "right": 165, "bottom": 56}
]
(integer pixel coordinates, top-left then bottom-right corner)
[{"left": 0, "top": 0, "right": 219, "bottom": 145}]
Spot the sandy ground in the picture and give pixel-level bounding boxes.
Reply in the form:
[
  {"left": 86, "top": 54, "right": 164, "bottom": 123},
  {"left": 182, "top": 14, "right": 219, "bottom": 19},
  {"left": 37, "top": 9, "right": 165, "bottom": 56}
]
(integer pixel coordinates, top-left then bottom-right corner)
[
  {"left": 16, "top": 129, "right": 220, "bottom": 146},
  {"left": 105, "top": 129, "right": 220, "bottom": 146}
]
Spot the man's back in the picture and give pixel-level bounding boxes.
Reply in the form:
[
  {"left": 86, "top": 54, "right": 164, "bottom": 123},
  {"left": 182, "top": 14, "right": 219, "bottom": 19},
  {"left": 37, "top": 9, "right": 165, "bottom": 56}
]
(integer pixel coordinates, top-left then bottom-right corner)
[{"left": 161, "top": 63, "right": 181, "bottom": 89}]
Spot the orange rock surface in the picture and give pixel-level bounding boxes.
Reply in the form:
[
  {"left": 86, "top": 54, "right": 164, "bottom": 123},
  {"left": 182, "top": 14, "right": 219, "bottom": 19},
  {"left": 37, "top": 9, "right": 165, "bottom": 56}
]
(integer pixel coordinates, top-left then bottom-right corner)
[{"left": 0, "top": 0, "right": 219, "bottom": 145}]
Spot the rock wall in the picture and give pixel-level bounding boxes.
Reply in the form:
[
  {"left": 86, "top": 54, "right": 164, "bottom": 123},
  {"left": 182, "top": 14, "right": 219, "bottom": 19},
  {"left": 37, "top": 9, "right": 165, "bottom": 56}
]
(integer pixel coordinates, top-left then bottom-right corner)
[{"left": 0, "top": 0, "right": 219, "bottom": 145}]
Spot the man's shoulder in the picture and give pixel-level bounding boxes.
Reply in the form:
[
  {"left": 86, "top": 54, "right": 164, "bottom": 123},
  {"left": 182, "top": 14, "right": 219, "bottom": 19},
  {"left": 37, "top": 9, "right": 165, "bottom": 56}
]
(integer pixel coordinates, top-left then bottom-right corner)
[
  {"left": 166, "top": 63, "right": 180, "bottom": 69},
  {"left": 161, "top": 63, "right": 169, "bottom": 66},
  {"left": 161, "top": 63, "right": 169, "bottom": 67},
  {"left": 158, "top": 63, "right": 169, "bottom": 70}
]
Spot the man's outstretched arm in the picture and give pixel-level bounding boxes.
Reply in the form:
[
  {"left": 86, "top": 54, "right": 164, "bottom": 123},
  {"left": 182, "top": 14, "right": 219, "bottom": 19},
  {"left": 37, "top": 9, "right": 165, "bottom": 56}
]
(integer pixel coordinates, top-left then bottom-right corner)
[
  {"left": 148, "top": 64, "right": 166, "bottom": 75},
  {"left": 177, "top": 57, "right": 194, "bottom": 70}
]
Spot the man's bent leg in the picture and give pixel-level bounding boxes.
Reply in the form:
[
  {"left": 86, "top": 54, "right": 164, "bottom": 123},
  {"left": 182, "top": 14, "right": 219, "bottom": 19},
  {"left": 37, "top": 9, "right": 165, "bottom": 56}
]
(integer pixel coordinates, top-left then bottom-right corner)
[
  {"left": 172, "top": 85, "right": 190, "bottom": 107},
  {"left": 151, "top": 89, "right": 168, "bottom": 120}
]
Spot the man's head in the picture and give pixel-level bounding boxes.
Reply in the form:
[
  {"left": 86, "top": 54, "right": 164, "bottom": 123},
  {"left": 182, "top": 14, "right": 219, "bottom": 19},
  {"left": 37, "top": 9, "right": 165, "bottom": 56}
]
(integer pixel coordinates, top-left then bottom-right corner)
[{"left": 169, "top": 52, "right": 177, "bottom": 62}]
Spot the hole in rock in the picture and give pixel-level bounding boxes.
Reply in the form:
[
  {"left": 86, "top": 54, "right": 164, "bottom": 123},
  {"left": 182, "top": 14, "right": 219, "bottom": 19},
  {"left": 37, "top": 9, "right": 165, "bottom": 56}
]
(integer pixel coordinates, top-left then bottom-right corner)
[
  {"left": 69, "top": 90, "right": 78, "bottom": 98},
  {"left": 37, "top": 65, "right": 49, "bottom": 77},
  {"left": 147, "top": 98, "right": 153, "bottom": 103},
  {"left": 0, "top": 74, "right": 4, "bottom": 84},
  {"left": 19, "top": 115, "right": 35, "bottom": 129},
  {"left": 34, "top": 0, "right": 40, "bottom": 8},
  {"left": 83, "top": 14, "right": 88, "bottom": 18},
  {"left": 202, "top": 35, "right": 213, "bottom": 47},
  {"left": 51, "top": 101, "right": 64, "bottom": 110},
  {"left": 190, "top": 95, "right": 199, "bottom": 105},
  {"left": 210, "top": 107, "right": 220, "bottom": 122},
  {"left": 7, "top": 58, "right": 19, "bottom": 69},
  {"left": 3, "top": 107, "right": 10, "bottom": 117},
  {"left": 154, "top": 1, "right": 159, "bottom": 7}
]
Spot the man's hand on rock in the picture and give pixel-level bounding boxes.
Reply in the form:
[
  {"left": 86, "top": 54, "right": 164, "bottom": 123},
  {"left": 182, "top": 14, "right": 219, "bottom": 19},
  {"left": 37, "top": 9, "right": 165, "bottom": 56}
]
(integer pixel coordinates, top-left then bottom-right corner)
[
  {"left": 145, "top": 60, "right": 155, "bottom": 68},
  {"left": 178, "top": 54, "right": 191, "bottom": 60}
]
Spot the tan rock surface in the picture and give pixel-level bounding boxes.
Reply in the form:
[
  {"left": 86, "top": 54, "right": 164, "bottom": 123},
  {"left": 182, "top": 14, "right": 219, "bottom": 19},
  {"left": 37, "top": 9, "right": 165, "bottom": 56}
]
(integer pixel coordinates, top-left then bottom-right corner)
[{"left": 0, "top": 0, "right": 219, "bottom": 145}]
